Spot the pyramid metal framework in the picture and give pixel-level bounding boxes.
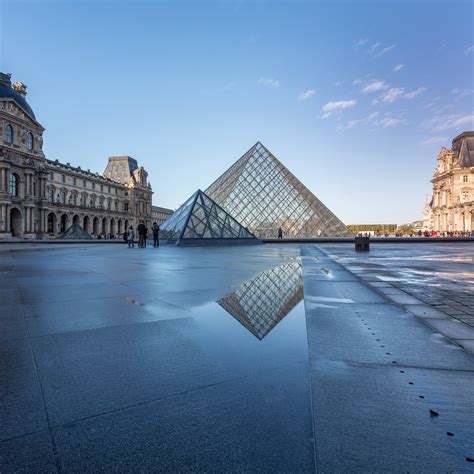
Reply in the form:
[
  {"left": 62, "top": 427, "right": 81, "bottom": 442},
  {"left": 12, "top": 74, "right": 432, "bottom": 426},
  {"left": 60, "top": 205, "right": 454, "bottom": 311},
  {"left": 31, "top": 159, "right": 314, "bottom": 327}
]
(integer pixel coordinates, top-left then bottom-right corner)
[
  {"left": 205, "top": 142, "right": 352, "bottom": 238},
  {"left": 159, "top": 189, "right": 260, "bottom": 246},
  {"left": 218, "top": 261, "right": 304, "bottom": 340}
]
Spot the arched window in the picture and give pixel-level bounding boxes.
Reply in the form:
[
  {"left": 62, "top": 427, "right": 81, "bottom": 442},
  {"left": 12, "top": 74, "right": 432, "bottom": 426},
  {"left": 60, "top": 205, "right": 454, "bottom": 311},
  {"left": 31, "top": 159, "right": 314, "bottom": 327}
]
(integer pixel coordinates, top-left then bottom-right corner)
[
  {"left": 5, "top": 124, "right": 13, "bottom": 144},
  {"left": 27, "top": 132, "right": 34, "bottom": 151},
  {"left": 9, "top": 173, "right": 19, "bottom": 196}
]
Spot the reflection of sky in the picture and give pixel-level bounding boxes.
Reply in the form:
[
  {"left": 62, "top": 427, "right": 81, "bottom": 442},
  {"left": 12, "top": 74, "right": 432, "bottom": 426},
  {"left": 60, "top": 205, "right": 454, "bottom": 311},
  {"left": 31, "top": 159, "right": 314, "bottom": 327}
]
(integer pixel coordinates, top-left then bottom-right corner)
[{"left": 217, "top": 262, "right": 303, "bottom": 340}]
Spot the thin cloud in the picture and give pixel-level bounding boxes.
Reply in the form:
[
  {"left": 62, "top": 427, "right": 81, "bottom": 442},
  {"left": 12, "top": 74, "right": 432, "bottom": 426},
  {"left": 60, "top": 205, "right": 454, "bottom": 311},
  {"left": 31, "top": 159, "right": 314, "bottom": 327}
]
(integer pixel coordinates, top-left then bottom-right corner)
[
  {"left": 373, "top": 117, "right": 406, "bottom": 127},
  {"left": 452, "top": 88, "right": 473, "bottom": 98},
  {"left": 464, "top": 45, "right": 474, "bottom": 54},
  {"left": 369, "top": 42, "right": 381, "bottom": 52},
  {"left": 421, "top": 136, "right": 448, "bottom": 145},
  {"left": 321, "top": 99, "right": 357, "bottom": 114},
  {"left": 423, "top": 113, "right": 474, "bottom": 132},
  {"left": 354, "top": 38, "right": 368, "bottom": 49},
  {"left": 297, "top": 89, "right": 316, "bottom": 101},
  {"left": 361, "top": 80, "right": 388, "bottom": 94},
  {"left": 374, "top": 43, "right": 396, "bottom": 58},
  {"left": 403, "top": 87, "right": 427, "bottom": 99},
  {"left": 345, "top": 112, "right": 379, "bottom": 129},
  {"left": 257, "top": 77, "right": 279, "bottom": 87},
  {"left": 393, "top": 64, "right": 404, "bottom": 72}
]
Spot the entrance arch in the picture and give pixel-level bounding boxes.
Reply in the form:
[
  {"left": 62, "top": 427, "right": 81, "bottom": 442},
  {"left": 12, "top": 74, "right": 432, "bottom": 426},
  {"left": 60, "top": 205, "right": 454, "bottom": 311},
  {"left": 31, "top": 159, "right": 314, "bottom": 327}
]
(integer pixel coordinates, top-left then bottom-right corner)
[
  {"left": 10, "top": 208, "right": 22, "bottom": 237},
  {"left": 72, "top": 215, "right": 80, "bottom": 225},
  {"left": 47, "top": 212, "right": 57, "bottom": 235},
  {"left": 92, "top": 217, "right": 99, "bottom": 235},
  {"left": 118, "top": 219, "right": 122, "bottom": 235},
  {"left": 60, "top": 214, "right": 69, "bottom": 233},
  {"left": 101, "top": 217, "right": 107, "bottom": 235},
  {"left": 83, "top": 216, "right": 90, "bottom": 234},
  {"left": 110, "top": 218, "right": 116, "bottom": 235},
  {"left": 124, "top": 220, "right": 129, "bottom": 231}
]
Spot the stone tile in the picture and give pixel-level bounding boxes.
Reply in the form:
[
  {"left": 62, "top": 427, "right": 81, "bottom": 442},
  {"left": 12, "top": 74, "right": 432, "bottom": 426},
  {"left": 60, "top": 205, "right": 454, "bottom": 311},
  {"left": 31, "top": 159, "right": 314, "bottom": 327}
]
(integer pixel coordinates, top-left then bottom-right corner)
[
  {"left": 0, "top": 431, "right": 57, "bottom": 474},
  {"left": 0, "top": 339, "right": 48, "bottom": 441},
  {"left": 386, "top": 293, "right": 424, "bottom": 305},
  {"left": 406, "top": 304, "right": 450, "bottom": 319},
  {"left": 0, "top": 303, "right": 29, "bottom": 341},
  {"left": 53, "top": 365, "right": 314, "bottom": 473},
  {"left": 425, "top": 319, "right": 474, "bottom": 340}
]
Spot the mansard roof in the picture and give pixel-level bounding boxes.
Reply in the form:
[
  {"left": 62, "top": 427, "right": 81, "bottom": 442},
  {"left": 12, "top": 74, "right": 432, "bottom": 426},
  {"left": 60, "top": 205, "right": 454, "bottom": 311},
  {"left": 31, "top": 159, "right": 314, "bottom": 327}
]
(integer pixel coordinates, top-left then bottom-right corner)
[{"left": 452, "top": 131, "right": 474, "bottom": 168}]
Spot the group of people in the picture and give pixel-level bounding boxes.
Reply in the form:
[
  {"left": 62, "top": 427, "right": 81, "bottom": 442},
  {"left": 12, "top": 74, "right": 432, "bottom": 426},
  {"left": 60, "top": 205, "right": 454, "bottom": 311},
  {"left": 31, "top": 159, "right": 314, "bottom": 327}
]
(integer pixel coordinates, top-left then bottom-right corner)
[{"left": 125, "top": 222, "right": 160, "bottom": 248}]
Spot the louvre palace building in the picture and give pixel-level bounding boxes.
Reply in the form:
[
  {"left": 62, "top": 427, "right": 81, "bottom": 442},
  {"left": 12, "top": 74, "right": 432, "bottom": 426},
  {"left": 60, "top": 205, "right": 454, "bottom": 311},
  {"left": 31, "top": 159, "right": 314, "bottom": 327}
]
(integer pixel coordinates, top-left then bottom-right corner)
[
  {"left": 0, "top": 72, "right": 153, "bottom": 239},
  {"left": 423, "top": 131, "right": 474, "bottom": 233}
]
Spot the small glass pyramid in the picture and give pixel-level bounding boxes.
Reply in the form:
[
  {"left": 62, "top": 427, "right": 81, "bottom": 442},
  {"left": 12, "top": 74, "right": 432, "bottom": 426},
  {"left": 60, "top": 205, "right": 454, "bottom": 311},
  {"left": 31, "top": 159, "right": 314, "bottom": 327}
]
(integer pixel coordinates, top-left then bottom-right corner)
[
  {"left": 218, "top": 261, "right": 304, "bottom": 340},
  {"left": 206, "top": 142, "right": 352, "bottom": 238},
  {"left": 159, "top": 189, "right": 260, "bottom": 246}
]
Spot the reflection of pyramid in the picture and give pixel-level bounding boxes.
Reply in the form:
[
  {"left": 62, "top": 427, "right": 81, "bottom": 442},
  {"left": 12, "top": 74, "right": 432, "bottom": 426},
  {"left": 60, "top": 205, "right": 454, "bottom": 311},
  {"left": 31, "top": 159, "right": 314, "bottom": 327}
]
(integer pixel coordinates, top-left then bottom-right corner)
[
  {"left": 218, "top": 262, "right": 304, "bottom": 340},
  {"left": 159, "top": 189, "right": 261, "bottom": 246},
  {"left": 206, "top": 142, "right": 352, "bottom": 238},
  {"left": 62, "top": 223, "right": 92, "bottom": 240}
]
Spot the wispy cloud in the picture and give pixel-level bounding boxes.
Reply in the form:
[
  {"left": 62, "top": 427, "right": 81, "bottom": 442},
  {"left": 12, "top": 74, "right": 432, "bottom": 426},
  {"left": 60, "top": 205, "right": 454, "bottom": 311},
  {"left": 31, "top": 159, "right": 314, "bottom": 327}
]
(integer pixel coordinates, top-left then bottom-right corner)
[
  {"left": 257, "top": 77, "right": 279, "bottom": 87},
  {"left": 372, "top": 86, "right": 426, "bottom": 105},
  {"left": 361, "top": 80, "right": 388, "bottom": 94},
  {"left": 374, "top": 43, "right": 396, "bottom": 58},
  {"left": 452, "top": 88, "right": 473, "bottom": 98},
  {"left": 343, "top": 112, "right": 405, "bottom": 129},
  {"left": 373, "top": 117, "right": 406, "bottom": 127},
  {"left": 297, "top": 89, "right": 316, "bottom": 101},
  {"left": 421, "top": 136, "right": 448, "bottom": 146},
  {"left": 423, "top": 113, "right": 474, "bottom": 132},
  {"left": 464, "top": 45, "right": 474, "bottom": 54},
  {"left": 403, "top": 86, "right": 427, "bottom": 99},
  {"left": 373, "top": 87, "right": 405, "bottom": 104},
  {"left": 393, "top": 64, "right": 404, "bottom": 72},
  {"left": 369, "top": 42, "right": 381, "bottom": 52},
  {"left": 321, "top": 99, "right": 357, "bottom": 116},
  {"left": 354, "top": 38, "right": 368, "bottom": 49},
  {"left": 352, "top": 79, "right": 364, "bottom": 86}
]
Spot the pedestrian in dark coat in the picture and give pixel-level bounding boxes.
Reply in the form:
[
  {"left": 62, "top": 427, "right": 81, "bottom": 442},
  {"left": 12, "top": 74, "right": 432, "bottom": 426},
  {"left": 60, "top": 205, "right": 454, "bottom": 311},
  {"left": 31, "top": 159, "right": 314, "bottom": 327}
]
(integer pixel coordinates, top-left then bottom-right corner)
[
  {"left": 137, "top": 223, "right": 146, "bottom": 248},
  {"left": 152, "top": 222, "right": 160, "bottom": 247}
]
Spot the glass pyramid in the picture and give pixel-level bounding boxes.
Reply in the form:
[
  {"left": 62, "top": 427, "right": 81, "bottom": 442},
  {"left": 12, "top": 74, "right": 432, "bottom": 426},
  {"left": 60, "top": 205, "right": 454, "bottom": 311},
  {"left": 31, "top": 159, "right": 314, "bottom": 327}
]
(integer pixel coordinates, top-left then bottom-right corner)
[
  {"left": 206, "top": 142, "right": 352, "bottom": 238},
  {"left": 159, "top": 189, "right": 260, "bottom": 246},
  {"left": 217, "top": 261, "right": 303, "bottom": 340}
]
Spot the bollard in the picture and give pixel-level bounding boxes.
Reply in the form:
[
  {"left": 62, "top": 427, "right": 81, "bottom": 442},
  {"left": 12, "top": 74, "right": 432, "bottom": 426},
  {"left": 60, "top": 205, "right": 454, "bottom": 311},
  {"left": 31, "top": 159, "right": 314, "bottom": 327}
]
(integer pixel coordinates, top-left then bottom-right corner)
[{"left": 355, "top": 236, "right": 370, "bottom": 252}]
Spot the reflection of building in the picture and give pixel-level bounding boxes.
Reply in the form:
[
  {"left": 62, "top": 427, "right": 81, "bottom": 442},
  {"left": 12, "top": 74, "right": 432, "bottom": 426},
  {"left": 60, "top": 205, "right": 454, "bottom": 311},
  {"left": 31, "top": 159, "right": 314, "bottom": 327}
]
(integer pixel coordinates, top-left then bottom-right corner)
[
  {"left": 218, "top": 262, "right": 303, "bottom": 340},
  {"left": 0, "top": 72, "right": 153, "bottom": 239},
  {"left": 427, "top": 131, "right": 473, "bottom": 232},
  {"left": 206, "top": 142, "right": 351, "bottom": 238},
  {"left": 152, "top": 206, "right": 174, "bottom": 225}
]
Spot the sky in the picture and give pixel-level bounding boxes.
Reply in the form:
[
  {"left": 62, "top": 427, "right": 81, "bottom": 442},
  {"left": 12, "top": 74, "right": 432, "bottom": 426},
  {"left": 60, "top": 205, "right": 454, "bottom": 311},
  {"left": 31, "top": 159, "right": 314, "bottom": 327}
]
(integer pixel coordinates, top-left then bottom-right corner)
[{"left": 1, "top": 0, "right": 473, "bottom": 224}]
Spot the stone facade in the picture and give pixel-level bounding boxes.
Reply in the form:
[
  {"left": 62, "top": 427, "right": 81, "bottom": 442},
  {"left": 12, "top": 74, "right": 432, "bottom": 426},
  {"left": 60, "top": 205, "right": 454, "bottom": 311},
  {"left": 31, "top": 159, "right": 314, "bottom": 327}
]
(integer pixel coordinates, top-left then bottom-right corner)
[
  {"left": 427, "top": 131, "right": 474, "bottom": 232},
  {"left": 0, "top": 72, "right": 153, "bottom": 239},
  {"left": 151, "top": 205, "right": 174, "bottom": 226}
]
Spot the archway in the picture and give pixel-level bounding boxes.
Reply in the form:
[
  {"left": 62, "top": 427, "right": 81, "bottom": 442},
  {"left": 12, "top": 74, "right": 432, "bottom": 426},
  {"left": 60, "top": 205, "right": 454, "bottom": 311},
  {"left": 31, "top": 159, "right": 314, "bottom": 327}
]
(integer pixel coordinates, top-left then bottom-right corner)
[
  {"left": 110, "top": 218, "right": 116, "bottom": 235},
  {"left": 10, "top": 208, "right": 22, "bottom": 237},
  {"left": 47, "top": 212, "right": 57, "bottom": 235},
  {"left": 60, "top": 214, "right": 69, "bottom": 233},
  {"left": 101, "top": 217, "right": 107, "bottom": 235},
  {"left": 118, "top": 219, "right": 122, "bottom": 235},
  {"left": 92, "top": 217, "right": 99, "bottom": 235},
  {"left": 83, "top": 216, "right": 90, "bottom": 234},
  {"left": 72, "top": 215, "right": 80, "bottom": 225},
  {"left": 124, "top": 220, "right": 129, "bottom": 231}
]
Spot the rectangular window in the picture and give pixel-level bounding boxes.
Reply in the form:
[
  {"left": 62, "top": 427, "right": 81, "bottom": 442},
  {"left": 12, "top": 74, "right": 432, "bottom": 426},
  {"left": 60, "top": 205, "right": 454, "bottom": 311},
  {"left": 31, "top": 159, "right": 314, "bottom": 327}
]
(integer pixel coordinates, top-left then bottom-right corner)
[
  {"left": 115, "top": 189, "right": 118, "bottom": 195},
  {"left": 124, "top": 202, "right": 129, "bottom": 211},
  {"left": 73, "top": 177, "right": 76, "bottom": 185},
  {"left": 48, "top": 189, "right": 53, "bottom": 202},
  {"left": 62, "top": 174, "right": 65, "bottom": 183},
  {"left": 92, "top": 182, "right": 95, "bottom": 190},
  {"left": 50, "top": 172, "right": 54, "bottom": 180},
  {"left": 83, "top": 180, "right": 86, "bottom": 187},
  {"left": 108, "top": 186, "right": 111, "bottom": 193},
  {"left": 101, "top": 184, "right": 103, "bottom": 192},
  {"left": 463, "top": 175, "right": 468, "bottom": 183}
]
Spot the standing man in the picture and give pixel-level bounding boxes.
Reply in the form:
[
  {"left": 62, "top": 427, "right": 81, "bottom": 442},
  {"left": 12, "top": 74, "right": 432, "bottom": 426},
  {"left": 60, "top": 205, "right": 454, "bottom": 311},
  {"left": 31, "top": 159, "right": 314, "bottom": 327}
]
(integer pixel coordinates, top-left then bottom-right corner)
[
  {"left": 277, "top": 227, "right": 283, "bottom": 239},
  {"left": 137, "top": 222, "right": 146, "bottom": 248},
  {"left": 127, "top": 225, "right": 135, "bottom": 248},
  {"left": 152, "top": 222, "right": 160, "bottom": 247}
]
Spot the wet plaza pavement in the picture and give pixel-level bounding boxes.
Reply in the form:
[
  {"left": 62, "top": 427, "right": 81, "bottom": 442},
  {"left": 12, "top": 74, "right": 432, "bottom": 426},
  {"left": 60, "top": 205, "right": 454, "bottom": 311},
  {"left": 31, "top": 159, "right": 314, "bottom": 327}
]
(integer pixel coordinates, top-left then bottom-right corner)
[{"left": 1, "top": 242, "right": 474, "bottom": 472}]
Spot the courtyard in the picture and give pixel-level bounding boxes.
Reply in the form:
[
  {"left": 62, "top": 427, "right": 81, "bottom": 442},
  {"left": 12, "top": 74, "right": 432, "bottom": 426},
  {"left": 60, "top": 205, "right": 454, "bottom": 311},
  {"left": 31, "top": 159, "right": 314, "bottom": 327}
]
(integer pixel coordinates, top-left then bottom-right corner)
[{"left": 1, "top": 242, "right": 473, "bottom": 472}]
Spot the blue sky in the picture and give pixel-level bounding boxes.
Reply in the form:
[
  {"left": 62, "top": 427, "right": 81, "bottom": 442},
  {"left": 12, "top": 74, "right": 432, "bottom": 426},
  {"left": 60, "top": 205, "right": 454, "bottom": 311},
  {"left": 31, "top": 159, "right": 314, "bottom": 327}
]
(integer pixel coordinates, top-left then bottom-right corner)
[{"left": 1, "top": 0, "right": 473, "bottom": 223}]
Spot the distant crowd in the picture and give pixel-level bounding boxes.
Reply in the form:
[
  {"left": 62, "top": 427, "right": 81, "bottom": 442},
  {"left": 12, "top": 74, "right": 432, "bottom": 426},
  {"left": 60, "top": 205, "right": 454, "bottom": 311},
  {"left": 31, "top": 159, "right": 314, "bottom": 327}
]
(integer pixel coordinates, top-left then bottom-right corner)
[{"left": 358, "top": 230, "right": 474, "bottom": 238}]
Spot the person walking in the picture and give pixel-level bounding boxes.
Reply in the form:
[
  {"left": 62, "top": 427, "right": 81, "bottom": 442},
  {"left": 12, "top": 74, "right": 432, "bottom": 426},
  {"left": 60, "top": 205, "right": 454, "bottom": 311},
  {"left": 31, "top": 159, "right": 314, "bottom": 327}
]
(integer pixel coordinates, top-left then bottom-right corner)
[
  {"left": 277, "top": 227, "right": 283, "bottom": 239},
  {"left": 137, "top": 222, "right": 146, "bottom": 248},
  {"left": 152, "top": 222, "right": 160, "bottom": 247},
  {"left": 127, "top": 226, "right": 135, "bottom": 248}
]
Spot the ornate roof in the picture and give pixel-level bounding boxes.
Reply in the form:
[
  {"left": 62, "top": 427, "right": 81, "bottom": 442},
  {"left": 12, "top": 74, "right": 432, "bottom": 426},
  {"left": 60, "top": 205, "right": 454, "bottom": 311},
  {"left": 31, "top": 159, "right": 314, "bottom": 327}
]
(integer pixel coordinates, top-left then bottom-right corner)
[
  {"left": 0, "top": 72, "right": 36, "bottom": 119},
  {"left": 452, "top": 131, "right": 474, "bottom": 168}
]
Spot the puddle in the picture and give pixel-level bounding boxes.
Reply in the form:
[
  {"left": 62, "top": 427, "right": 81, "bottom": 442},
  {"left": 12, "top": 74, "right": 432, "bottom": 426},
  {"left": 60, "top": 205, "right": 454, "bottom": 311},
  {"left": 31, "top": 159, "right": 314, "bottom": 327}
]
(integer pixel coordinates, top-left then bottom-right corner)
[{"left": 217, "top": 262, "right": 303, "bottom": 340}]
